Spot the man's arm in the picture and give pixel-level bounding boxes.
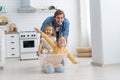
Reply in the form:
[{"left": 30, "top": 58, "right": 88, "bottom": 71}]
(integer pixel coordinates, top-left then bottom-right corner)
[
  {"left": 62, "top": 18, "right": 70, "bottom": 38},
  {"left": 41, "top": 17, "right": 54, "bottom": 31}
]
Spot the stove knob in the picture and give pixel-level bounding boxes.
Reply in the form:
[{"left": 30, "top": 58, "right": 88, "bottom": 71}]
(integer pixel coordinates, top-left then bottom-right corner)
[
  {"left": 21, "top": 35, "right": 24, "bottom": 37},
  {"left": 27, "top": 35, "right": 29, "bottom": 37}
]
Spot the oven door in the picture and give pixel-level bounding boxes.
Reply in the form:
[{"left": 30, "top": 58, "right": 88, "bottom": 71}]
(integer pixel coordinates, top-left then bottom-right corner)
[{"left": 20, "top": 39, "right": 38, "bottom": 53}]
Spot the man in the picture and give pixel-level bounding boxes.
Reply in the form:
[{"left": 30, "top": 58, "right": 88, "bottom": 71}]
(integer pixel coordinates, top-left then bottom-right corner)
[{"left": 41, "top": 9, "right": 70, "bottom": 39}]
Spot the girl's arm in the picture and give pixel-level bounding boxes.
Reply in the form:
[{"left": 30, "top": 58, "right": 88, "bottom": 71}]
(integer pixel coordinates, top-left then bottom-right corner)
[
  {"left": 67, "top": 52, "right": 78, "bottom": 64},
  {"left": 34, "top": 28, "right": 56, "bottom": 48},
  {"left": 36, "top": 40, "right": 43, "bottom": 56}
]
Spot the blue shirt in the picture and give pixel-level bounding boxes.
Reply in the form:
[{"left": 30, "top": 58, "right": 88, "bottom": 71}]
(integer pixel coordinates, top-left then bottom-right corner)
[{"left": 41, "top": 16, "right": 70, "bottom": 38}]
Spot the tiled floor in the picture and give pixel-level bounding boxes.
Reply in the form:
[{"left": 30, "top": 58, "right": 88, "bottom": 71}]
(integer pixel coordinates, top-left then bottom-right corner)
[{"left": 0, "top": 58, "right": 120, "bottom": 80}]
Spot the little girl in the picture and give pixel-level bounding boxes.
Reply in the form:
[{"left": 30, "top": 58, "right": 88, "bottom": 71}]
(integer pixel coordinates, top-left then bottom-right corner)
[
  {"left": 34, "top": 27, "right": 78, "bottom": 73},
  {"left": 36, "top": 24, "right": 56, "bottom": 56}
]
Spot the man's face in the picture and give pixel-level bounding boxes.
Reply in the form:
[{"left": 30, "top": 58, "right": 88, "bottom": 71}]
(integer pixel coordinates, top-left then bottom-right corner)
[{"left": 55, "top": 14, "right": 64, "bottom": 26}]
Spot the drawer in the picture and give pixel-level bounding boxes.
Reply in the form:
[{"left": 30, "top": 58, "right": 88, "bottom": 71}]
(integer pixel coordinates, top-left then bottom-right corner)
[
  {"left": 6, "top": 40, "right": 19, "bottom": 46},
  {"left": 6, "top": 52, "right": 19, "bottom": 57},
  {"left": 6, "top": 46, "right": 19, "bottom": 52},
  {"left": 6, "top": 34, "right": 19, "bottom": 40},
  {"left": 6, "top": 42, "right": 19, "bottom": 47}
]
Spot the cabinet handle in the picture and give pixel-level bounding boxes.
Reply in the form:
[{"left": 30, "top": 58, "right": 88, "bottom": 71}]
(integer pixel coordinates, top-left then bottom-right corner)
[
  {"left": 11, "top": 36, "right": 14, "bottom": 38},
  {"left": 11, "top": 42, "right": 14, "bottom": 44},
  {"left": 11, "top": 54, "right": 15, "bottom": 55},
  {"left": 11, "top": 48, "right": 15, "bottom": 50}
]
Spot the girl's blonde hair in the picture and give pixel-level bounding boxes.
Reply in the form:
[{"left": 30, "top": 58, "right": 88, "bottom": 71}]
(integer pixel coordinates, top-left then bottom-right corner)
[{"left": 44, "top": 24, "right": 56, "bottom": 37}]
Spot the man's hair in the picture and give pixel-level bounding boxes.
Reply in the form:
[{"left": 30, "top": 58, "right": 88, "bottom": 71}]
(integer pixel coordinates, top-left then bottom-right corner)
[{"left": 54, "top": 9, "right": 65, "bottom": 18}]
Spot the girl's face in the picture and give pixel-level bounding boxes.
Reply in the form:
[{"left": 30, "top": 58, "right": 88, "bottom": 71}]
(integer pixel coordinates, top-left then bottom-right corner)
[
  {"left": 45, "top": 26, "right": 53, "bottom": 36},
  {"left": 57, "top": 36, "right": 67, "bottom": 48},
  {"left": 55, "top": 14, "right": 64, "bottom": 26}
]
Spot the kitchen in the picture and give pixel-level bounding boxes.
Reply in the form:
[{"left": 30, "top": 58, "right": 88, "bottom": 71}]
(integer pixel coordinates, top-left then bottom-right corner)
[
  {"left": 1, "top": 0, "right": 120, "bottom": 80},
  {"left": 0, "top": 0, "right": 80, "bottom": 55},
  {"left": 0, "top": 0, "right": 82, "bottom": 79},
  {"left": 0, "top": 0, "right": 81, "bottom": 60}
]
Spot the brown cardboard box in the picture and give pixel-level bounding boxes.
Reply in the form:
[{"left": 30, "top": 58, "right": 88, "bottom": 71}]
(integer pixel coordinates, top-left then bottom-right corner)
[
  {"left": 77, "top": 52, "right": 92, "bottom": 57},
  {"left": 76, "top": 47, "right": 92, "bottom": 57},
  {"left": 76, "top": 47, "right": 92, "bottom": 53}
]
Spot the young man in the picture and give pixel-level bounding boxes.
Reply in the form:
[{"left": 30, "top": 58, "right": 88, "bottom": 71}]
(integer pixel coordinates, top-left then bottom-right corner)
[{"left": 41, "top": 9, "right": 70, "bottom": 39}]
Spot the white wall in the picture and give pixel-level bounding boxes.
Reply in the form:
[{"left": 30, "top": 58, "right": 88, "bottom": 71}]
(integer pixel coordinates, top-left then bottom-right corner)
[
  {"left": 101, "top": 0, "right": 120, "bottom": 64},
  {"left": 90, "top": 0, "right": 120, "bottom": 65},
  {"left": 0, "top": 0, "right": 79, "bottom": 54},
  {"left": 90, "top": 0, "right": 103, "bottom": 64},
  {"left": 79, "top": 0, "right": 91, "bottom": 47}
]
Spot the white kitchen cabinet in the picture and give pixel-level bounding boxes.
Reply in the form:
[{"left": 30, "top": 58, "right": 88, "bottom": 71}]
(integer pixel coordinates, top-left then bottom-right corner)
[{"left": 5, "top": 33, "right": 20, "bottom": 58}]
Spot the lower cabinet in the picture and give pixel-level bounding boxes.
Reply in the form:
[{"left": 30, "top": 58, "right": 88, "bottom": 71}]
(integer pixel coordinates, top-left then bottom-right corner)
[{"left": 5, "top": 33, "right": 20, "bottom": 58}]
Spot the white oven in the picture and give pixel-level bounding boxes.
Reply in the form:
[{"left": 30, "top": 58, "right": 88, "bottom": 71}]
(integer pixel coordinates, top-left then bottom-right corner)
[
  {"left": 20, "top": 39, "right": 38, "bottom": 53},
  {"left": 19, "top": 31, "right": 39, "bottom": 60}
]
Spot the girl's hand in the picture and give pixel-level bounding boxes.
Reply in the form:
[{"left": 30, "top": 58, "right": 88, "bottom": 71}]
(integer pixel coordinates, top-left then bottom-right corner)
[
  {"left": 36, "top": 51, "right": 41, "bottom": 56},
  {"left": 34, "top": 27, "right": 42, "bottom": 33},
  {"left": 74, "top": 61, "right": 79, "bottom": 64}
]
